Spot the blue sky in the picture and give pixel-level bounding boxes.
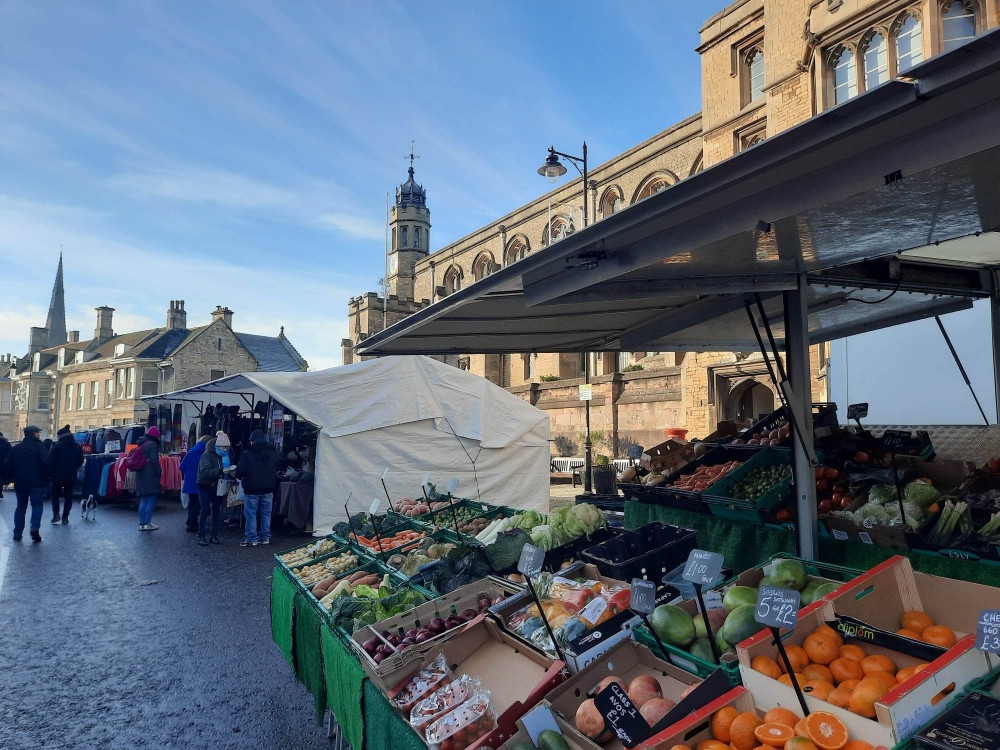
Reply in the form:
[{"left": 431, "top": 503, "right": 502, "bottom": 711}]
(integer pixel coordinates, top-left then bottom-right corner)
[{"left": 0, "top": 1, "right": 706, "bottom": 368}]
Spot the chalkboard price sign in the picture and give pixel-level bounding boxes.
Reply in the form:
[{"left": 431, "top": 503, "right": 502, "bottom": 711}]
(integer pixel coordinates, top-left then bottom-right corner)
[
  {"left": 627, "top": 445, "right": 644, "bottom": 460},
  {"left": 630, "top": 578, "right": 657, "bottom": 615},
  {"left": 518, "top": 543, "right": 545, "bottom": 578},
  {"left": 977, "top": 610, "right": 1000, "bottom": 653},
  {"left": 682, "top": 549, "right": 724, "bottom": 586},
  {"left": 755, "top": 586, "right": 801, "bottom": 629},
  {"left": 882, "top": 429, "right": 912, "bottom": 452},
  {"left": 593, "top": 681, "right": 649, "bottom": 748},
  {"left": 847, "top": 403, "right": 869, "bottom": 420}
]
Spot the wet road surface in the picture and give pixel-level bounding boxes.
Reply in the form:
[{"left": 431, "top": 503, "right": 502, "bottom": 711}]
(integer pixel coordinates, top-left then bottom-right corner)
[{"left": 0, "top": 492, "right": 331, "bottom": 750}]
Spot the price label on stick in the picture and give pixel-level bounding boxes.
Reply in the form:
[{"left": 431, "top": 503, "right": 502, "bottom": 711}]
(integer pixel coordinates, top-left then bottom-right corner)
[
  {"left": 682, "top": 549, "right": 724, "bottom": 587},
  {"left": 369, "top": 498, "right": 381, "bottom": 515},
  {"left": 446, "top": 477, "right": 460, "bottom": 493},
  {"left": 518, "top": 543, "right": 545, "bottom": 578},
  {"left": 421, "top": 472, "right": 431, "bottom": 488},
  {"left": 629, "top": 579, "right": 657, "bottom": 616},
  {"left": 977, "top": 610, "right": 1000, "bottom": 653},
  {"left": 755, "top": 586, "right": 800, "bottom": 629},
  {"left": 882, "top": 429, "right": 912, "bottom": 452},
  {"left": 847, "top": 403, "right": 869, "bottom": 421},
  {"left": 381, "top": 467, "right": 389, "bottom": 480},
  {"left": 593, "top": 682, "right": 650, "bottom": 748}
]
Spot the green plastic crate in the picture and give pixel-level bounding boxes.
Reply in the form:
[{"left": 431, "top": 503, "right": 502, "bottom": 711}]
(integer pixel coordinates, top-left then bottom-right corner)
[
  {"left": 964, "top": 663, "right": 1000, "bottom": 696},
  {"left": 286, "top": 546, "right": 371, "bottom": 593},
  {"left": 632, "top": 623, "right": 742, "bottom": 686},
  {"left": 713, "top": 553, "right": 864, "bottom": 593}
]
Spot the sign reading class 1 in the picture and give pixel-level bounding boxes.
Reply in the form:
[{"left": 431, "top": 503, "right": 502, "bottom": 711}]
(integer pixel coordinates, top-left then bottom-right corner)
[{"left": 593, "top": 681, "right": 649, "bottom": 748}]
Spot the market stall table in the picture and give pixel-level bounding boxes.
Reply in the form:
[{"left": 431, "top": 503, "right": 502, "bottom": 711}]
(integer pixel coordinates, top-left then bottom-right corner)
[{"left": 280, "top": 481, "right": 314, "bottom": 530}]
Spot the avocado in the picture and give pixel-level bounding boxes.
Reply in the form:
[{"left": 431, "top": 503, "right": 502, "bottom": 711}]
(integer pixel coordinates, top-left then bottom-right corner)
[
  {"left": 537, "top": 730, "right": 571, "bottom": 750},
  {"left": 511, "top": 743, "right": 538, "bottom": 750}
]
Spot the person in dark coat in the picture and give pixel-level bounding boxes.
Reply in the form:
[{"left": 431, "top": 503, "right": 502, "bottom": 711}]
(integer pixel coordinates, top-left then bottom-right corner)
[
  {"left": 4, "top": 425, "right": 50, "bottom": 542},
  {"left": 235, "top": 429, "right": 279, "bottom": 547},
  {"left": 196, "top": 431, "right": 233, "bottom": 546},
  {"left": 49, "top": 425, "right": 84, "bottom": 524},
  {"left": 178, "top": 434, "right": 209, "bottom": 532},
  {"left": 0, "top": 432, "right": 11, "bottom": 499},
  {"left": 135, "top": 426, "right": 162, "bottom": 531}
]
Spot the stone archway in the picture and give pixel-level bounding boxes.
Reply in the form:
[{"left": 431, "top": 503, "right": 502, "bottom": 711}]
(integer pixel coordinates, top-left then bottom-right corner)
[{"left": 725, "top": 377, "right": 776, "bottom": 425}]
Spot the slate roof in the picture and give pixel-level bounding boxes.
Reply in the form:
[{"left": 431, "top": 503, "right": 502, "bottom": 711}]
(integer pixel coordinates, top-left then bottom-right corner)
[
  {"left": 135, "top": 326, "right": 207, "bottom": 359},
  {"left": 235, "top": 332, "right": 307, "bottom": 372}
]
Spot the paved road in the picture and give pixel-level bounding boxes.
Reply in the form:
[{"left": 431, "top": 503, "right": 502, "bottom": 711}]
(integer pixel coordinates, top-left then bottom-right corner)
[{"left": 0, "top": 491, "right": 331, "bottom": 750}]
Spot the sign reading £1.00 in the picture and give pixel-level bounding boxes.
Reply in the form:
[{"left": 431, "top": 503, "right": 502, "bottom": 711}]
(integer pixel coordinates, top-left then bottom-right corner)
[{"left": 579, "top": 384, "right": 593, "bottom": 401}]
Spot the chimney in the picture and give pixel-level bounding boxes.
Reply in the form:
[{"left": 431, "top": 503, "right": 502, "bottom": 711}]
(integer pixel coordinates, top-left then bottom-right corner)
[
  {"left": 68, "top": 331, "right": 80, "bottom": 343},
  {"left": 166, "top": 300, "right": 187, "bottom": 330},
  {"left": 28, "top": 326, "right": 48, "bottom": 356},
  {"left": 95, "top": 306, "right": 115, "bottom": 342},
  {"left": 211, "top": 306, "right": 234, "bottom": 327}
]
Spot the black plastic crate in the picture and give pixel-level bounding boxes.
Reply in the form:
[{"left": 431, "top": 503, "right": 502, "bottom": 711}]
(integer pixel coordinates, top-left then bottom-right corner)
[
  {"left": 581, "top": 521, "right": 697, "bottom": 581},
  {"left": 729, "top": 403, "right": 839, "bottom": 447},
  {"left": 544, "top": 525, "right": 623, "bottom": 573}
]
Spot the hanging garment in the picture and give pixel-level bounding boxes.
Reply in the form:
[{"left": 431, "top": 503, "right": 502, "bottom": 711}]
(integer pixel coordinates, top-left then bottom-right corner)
[{"left": 98, "top": 462, "right": 112, "bottom": 497}]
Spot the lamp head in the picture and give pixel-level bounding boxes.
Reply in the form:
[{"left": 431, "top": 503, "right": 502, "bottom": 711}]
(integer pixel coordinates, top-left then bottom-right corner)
[{"left": 538, "top": 150, "right": 567, "bottom": 183}]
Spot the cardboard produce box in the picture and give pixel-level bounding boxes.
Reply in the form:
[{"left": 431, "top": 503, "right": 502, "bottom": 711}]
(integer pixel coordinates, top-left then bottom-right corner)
[
  {"left": 544, "top": 639, "right": 708, "bottom": 750},
  {"left": 493, "top": 701, "right": 591, "bottom": 750},
  {"left": 736, "top": 599, "right": 992, "bottom": 748},
  {"left": 386, "top": 617, "right": 567, "bottom": 750},
  {"left": 641, "top": 439, "right": 695, "bottom": 475}
]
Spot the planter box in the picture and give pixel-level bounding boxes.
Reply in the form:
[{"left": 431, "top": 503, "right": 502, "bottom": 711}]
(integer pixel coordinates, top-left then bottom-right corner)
[{"left": 736, "top": 600, "right": 993, "bottom": 748}]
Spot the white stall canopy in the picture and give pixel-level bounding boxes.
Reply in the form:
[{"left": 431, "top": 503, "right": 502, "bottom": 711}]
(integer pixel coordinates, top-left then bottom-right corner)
[{"left": 149, "top": 356, "right": 551, "bottom": 531}]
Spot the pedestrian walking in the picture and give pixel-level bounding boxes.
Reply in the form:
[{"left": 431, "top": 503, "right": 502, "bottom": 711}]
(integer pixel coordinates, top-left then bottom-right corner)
[
  {"left": 49, "top": 425, "right": 83, "bottom": 524},
  {"left": 134, "top": 426, "right": 162, "bottom": 531},
  {"left": 3, "top": 425, "right": 50, "bottom": 542},
  {"left": 0, "top": 431, "right": 10, "bottom": 500},
  {"left": 179, "top": 434, "right": 209, "bottom": 532},
  {"left": 196, "top": 431, "right": 233, "bottom": 546},
  {"left": 235, "top": 429, "right": 279, "bottom": 547}
]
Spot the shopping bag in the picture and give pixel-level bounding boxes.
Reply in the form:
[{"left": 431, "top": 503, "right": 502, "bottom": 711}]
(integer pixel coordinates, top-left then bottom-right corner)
[
  {"left": 216, "top": 476, "right": 229, "bottom": 496},
  {"left": 226, "top": 480, "right": 242, "bottom": 507}
]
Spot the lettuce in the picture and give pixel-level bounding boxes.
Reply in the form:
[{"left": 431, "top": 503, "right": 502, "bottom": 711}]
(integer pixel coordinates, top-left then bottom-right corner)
[
  {"left": 485, "top": 529, "right": 531, "bottom": 572},
  {"left": 530, "top": 525, "right": 556, "bottom": 551},
  {"left": 904, "top": 481, "right": 941, "bottom": 508}
]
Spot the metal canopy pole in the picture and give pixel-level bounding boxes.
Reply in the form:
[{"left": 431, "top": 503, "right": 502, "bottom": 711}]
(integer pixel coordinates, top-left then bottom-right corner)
[
  {"left": 784, "top": 276, "right": 818, "bottom": 559},
  {"left": 992, "top": 292, "right": 1000, "bottom": 424}
]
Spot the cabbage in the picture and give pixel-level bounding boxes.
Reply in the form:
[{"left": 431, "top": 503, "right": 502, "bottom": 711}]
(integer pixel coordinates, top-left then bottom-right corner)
[
  {"left": 530, "top": 525, "right": 556, "bottom": 551},
  {"left": 511, "top": 510, "right": 545, "bottom": 532},
  {"left": 857, "top": 502, "right": 893, "bottom": 526},
  {"left": 904, "top": 481, "right": 941, "bottom": 508},
  {"left": 868, "top": 485, "right": 897, "bottom": 505}
]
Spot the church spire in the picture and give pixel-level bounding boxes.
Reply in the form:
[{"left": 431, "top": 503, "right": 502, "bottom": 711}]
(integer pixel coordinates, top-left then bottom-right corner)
[{"left": 44, "top": 252, "right": 67, "bottom": 347}]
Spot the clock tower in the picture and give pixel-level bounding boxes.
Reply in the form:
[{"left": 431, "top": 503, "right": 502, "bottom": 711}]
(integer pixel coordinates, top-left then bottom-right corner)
[{"left": 388, "top": 146, "right": 430, "bottom": 301}]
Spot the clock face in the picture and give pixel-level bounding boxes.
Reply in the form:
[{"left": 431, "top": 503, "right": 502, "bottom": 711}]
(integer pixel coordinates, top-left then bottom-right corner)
[{"left": 389, "top": 255, "right": 398, "bottom": 274}]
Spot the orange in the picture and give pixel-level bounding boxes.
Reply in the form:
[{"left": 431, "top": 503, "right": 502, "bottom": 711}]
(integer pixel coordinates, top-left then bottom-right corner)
[
  {"left": 895, "top": 667, "right": 918, "bottom": 684},
  {"left": 839, "top": 679, "right": 860, "bottom": 691},
  {"left": 763, "top": 708, "right": 800, "bottom": 729},
  {"left": 866, "top": 670, "right": 899, "bottom": 692},
  {"left": 829, "top": 657, "right": 863, "bottom": 684},
  {"left": 778, "top": 673, "right": 805, "bottom": 688},
  {"left": 780, "top": 645, "right": 810, "bottom": 674},
  {"left": 698, "top": 741, "right": 730, "bottom": 750},
  {"left": 813, "top": 624, "right": 844, "bottom": 647},
  {"left": 753, "top": 655, "right": 783, "bottom": 679},
  {"left": 755, "top": 724, "right": 794, "bottom": 748},
  {"left": 712, "top": 706, "right": 740, "bottom": 743},
  {"left": 802, "top": 679, "right": 834, "bottom": 700},
  {"left": 668, "top": 746, "right": 693, "bottom": 750},
  {"left": 848, "top": 677, "right": 888, "bottom": 718},
  {"left": 842, "top": 742, "right": 873, "bottom": 750},
  {"left": 901, "top": 611, "right": 933, "bottom": 634},
  {"left": 860, "top": 654, "right": 896, "bottom": 676},
  {"left": 805, "top": 711, "right": 849, "bottom": 750},
  {"left": 785, "top": 738, "right": 819, "bottom": 750},
  {"left": 803, "top": 633, "right": 839, "bottom": 665},
  {"left": 897, "top": 629, "right": 922, "bottom": 640},
  {"left": 802, "top": 664, "right": 834, "bottom": 684},
  {"left": 922, "top": 625, "right": 957, "bottom": 648},
  {"left": 729, "top": 712, "right": 763, "bottom": 750},
  {"left": 827, "top": 686, "right": 853, "bottom": 709},
  {"left": 913, "top": 663, "right": 930, "bottom": 673},
  {"left": 794, "top": 719, "right": 810, "bottom": 737},
  {"left": 838, "top": 644, "right": 867, "bottom": 663}
]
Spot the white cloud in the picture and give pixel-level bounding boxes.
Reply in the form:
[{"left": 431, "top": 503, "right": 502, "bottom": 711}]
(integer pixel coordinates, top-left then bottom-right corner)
[
  {"left": 315, "top": 212, "right": 384, "bottom": 241},
  {"left": 106, "top": 165, "right": 300, "bottom": 210}
]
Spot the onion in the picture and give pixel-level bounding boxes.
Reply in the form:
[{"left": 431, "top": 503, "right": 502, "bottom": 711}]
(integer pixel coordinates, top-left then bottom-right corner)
[
  {"left": 461, "top": 609, "right": 478, "bottom": 621},
  {"left": 400, "top": 638, "right": 415, "bottom": 647},
  {"left": 373, "top": 652, "right": 385, "bottom": 664},
  {"left": 405, "top": 629, "right": 417, "bottom": 639},
  {"left": 362, "top": 639, "right": 378, "bottom": 655},
  {"left": 415, "top": 632, "right": 430, "bottom": 643},
  {"left": 478, "top": 597, "right": 491, "bottom": 611},
  {"left": 428, "top": 618, "right": 446, "bottom": 634}
]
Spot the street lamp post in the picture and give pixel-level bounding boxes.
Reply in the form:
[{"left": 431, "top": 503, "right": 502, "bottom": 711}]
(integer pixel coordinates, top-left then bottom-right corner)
[{"left": 537, "top": 143, "right": 593, "bottom": 493}]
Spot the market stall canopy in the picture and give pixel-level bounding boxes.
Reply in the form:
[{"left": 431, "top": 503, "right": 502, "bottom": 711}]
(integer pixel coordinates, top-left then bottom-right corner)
[
  {"left": 149, "top": 357, "right": 552, "bottom": 527},
  {"left": 359, "top": 30, "right": 1000, "bottom": 357}
]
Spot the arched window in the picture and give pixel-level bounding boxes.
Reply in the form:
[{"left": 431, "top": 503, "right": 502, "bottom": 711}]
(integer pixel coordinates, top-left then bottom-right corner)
[
  {"left": 747, "top": 48, "right": 765, "bottom": 102},
  {"left": 862, "top": 32, "right": 889, "bottom": 90},
  {"left": 832, "top": 47, "right": 857, "bottom": 104},
  {"left": 599, "top": 186, "right": 623, "bottom": 219},
  {"left": 414, "top": 227, "right": 421, "bottom": 249},
  {"left": 894, "top": 14, "right": 923, "bottom": 73},
  {"left": 632, "top": 173, "right": 675, "bottom": 203},
  {"left": 391, "top": 227, "right": 396, "bottom": 248},
  {"left": 689, "top": 152, "right": 704, "bottom": 176},
  {"left": 504, "top": 236, "right": 529, "bottom": 266},
  {"left": 942, "top": 1, "right": 977, "bottom": 52},
  {"left": 473, "top": 252, "right": 496, "bottom": 280},
  {"left": 401, "top": 226, "right": 408, "bottom": 248},
  {"left": 442, "top": 265, "right": 462, "bottom": 296},
  {"left": 541, "top": 217, "right": 571, "bottom": 247}
]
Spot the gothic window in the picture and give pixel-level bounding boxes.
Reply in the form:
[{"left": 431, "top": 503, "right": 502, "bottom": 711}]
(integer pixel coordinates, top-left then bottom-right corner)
[
  {"left": 832, "top": 47, "right": 858, "bottom": 104},
  {"left": 599, "top": 186, "right": 623, "bottom": 219},
  {"left": 942, "top": 1, "right": 977, "bottom": 52},
  {"left": 473, "top": 252, "right": 496, "bottom": 280},
  {"left": 542, "top": 216, "right": 572, "bottom": 246},
  {"left": 392, "top": 227, "right": 396, "bottom": 249},
  {"left": 414, "top": 227, "right": 421, "bottom": 249},
  {"left": 632, "top": 173, "right": 674, "bottom": 203},
  {"left": 443, "top": 265, "right": 462, "bottom": 296},
  {"left": 401, "top": 226, "right": 408, "bottom": 248},
  {"left": 505, "top": 236, "right": 529, "bottom": 265},
  {"left": 747, "top": 48, "right": 765, "bottom": 102},
  {"left": 861, "top": 32, "right": 889, "bottom": 90},
  {"left": 738, "top": 121, "right": 766, "bottom": 152},
  {"left": 894, "top": 14, "right": 923, "bottom": 73}
]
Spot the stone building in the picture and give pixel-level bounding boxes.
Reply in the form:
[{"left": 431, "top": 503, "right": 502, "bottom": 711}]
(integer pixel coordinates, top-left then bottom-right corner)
[
  {"left": 344, "top": 0, "right": 998, "bottom": 453},
  {"left": 5, "top": 259, "right": 307, "bottom": 437}
]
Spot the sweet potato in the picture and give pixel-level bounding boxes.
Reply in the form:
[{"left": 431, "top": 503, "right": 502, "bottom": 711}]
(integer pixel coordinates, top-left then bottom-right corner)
[
  {"left": 348, "top": 570, "right": 370, "bottom": 584},
  {"left": 353, "top": 574, "right": 379, "bottom": 587},
  {"left": 315, "top": 575, "right": 338, "bottom": 591}
]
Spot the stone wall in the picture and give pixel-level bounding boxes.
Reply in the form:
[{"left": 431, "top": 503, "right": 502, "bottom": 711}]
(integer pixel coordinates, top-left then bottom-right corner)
[{"left": 170, "top": 320, "right": 256, "bottom": 392}]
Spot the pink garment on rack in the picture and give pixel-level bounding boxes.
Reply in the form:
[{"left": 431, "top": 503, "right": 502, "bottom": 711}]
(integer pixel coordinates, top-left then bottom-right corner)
[{"left": 159, "top": 455, "right": 182, "bottom": 492}]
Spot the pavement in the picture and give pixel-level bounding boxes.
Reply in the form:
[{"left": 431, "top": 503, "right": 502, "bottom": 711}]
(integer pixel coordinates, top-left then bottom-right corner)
[{"left": 0, "top": 490, "right": 332, "bottom": 750}]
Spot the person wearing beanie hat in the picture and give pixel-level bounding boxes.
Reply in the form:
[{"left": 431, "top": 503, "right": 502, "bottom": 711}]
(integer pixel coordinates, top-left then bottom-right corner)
[
  {"left": 49, "top": 424, "right": 83, "bottom": 523},
  {"left": 135, "top": 427, "right": 162, "bottom": 531},
  {"left": 196, "top": 431, "right": 234, "bottom": 545},
  {"left": 179, "top": 434, "right": 211, "bottom": 532},
  {"left": 7, "top": 425, "right": 50, "bottom": 542},
  {"left": 235, "top": 428, "right": 279, "bottom": 546}
]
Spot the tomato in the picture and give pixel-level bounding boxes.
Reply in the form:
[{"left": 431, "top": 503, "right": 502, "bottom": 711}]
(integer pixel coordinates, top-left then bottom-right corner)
[
  {"left": 824, "top": 467, "right": 840, "bottom": 481},
  {"left": 840, "top": 495, "right": 854, "bottom": 509},
  {"left": 815, "top": 467, "right": 826, "bottom": 480},
  {"left": 831, "top": 492, "right": 843, "bottom": 504},
  {"left": 818, "top": 499, "right": 833, "bottom": 514},
  {"left": 440, "top": 740, "right": 454, "bottom": 750},
  {"left": 853, "top": 451, "right": 871, "bottom": 464},
  {"left": 816, "top": 478, "right": 829, "bottom": 492},
  {"left": 776, "top": 508, "right": 793, "bottom": 522}
]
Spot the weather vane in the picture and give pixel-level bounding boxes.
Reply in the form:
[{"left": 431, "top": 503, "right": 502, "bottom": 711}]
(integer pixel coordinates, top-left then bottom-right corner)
[{"left": 405, "top": 140, "right": 420, "bottom": 171}]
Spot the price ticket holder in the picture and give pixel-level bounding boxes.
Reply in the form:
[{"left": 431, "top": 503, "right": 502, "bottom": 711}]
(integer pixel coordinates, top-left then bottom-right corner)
[
  {"left": 380, "top": 467, "right": 394, "bottom": 512},
  {"left": 368, "top": 497, "right": 388, "bottom": 561},
  {"left": 881, "top": 430, "right": 912, "bottom": 528},
  {"left": 977, "top": 610, "right": 1000, "bottom": 654},
  {"left": 518, "top": 543, "right": 565, "bottom": 663},
  {"left": 629, "top": 578, "right": 674, "bottom": 666},
  {"left": 445, "top": 477, "right": 462, "bottom": 534},
  {"left": 681, "top": 549, "right": 724, "bottom": 665},
  {"left": 343, "top": 492, "right": 358, "bottom": 545},
  {"left": 755, "top": 586, "right": 809, "bottom": 717}
]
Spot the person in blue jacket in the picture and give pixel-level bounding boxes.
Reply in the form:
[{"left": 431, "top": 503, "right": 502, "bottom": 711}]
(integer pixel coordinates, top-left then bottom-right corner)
[{"left": 179, "top": 434, "right": 210, "bottom": 532}]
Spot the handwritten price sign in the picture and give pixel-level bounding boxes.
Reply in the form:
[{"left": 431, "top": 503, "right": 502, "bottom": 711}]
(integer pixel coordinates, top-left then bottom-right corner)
[
  {"left": 593, "top": 682, "right": 649, "bottom": 748},
  {"left": 755, "top": 586, "right": 801, "bottom": 629},
  {"left": 681, "top": 549, "right": 724, "bottom": 587},
  {"left": 977, "top": 610, "right": 1000, "bottom": 653}
]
